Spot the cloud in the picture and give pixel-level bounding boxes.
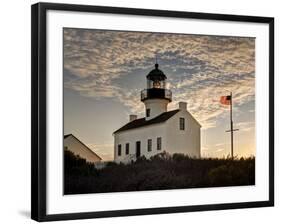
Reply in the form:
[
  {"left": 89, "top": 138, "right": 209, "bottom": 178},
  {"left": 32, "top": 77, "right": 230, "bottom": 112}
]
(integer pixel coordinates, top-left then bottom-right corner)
[
  {"left": 64, "top": 28, "right": 255, "bottom": 128},
  {"left": 215, "top": 143, "right": 226, "bottom": 147},
  {"left": 215, "top": 148, "right": 225, "bottom": 152},
  {"left": 236, "top": 121, "right": 255, "bottom": 132}
]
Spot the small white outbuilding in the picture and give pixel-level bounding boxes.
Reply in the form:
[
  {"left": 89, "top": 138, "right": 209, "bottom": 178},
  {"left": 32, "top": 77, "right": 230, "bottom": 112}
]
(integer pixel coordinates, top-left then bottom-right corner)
[
  {"left": 113, "top": 63, "right": 201, "bottom": 164},
  {"left": 64, "top": 134, "right": 102, "bottom": 163}
]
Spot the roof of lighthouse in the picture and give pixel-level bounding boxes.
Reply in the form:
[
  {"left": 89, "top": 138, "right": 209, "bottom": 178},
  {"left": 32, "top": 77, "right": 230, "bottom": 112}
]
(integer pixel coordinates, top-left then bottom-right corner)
[
  {"left": 113, "top": 109, "right": 179, "bottom": 134},
  {"left": 147, "top": 63, "right": 167, "bottom": 80}
]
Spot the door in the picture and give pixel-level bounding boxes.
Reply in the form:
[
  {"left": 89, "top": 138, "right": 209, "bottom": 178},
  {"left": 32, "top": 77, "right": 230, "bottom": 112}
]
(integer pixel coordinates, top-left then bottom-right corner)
[{"left": 136, "top": 141, "right": 141, "bottom": 158}]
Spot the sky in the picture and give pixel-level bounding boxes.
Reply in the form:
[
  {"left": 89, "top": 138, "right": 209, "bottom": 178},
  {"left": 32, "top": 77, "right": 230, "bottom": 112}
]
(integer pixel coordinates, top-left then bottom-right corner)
[{"left": 63, "top": 28, "right": 255, "bottom": 161}]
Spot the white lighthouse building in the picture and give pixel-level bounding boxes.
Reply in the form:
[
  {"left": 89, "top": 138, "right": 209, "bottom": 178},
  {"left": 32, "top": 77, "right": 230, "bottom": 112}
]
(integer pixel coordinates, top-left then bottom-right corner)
[{"left": 113, "top": 63, "right": 201, "bottom": 163}]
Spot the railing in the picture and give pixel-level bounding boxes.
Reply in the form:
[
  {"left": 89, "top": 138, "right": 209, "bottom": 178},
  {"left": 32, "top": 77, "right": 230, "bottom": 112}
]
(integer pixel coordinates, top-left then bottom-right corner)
[{"left": 141, "top": 89, "right": 172, "bottom": 102}]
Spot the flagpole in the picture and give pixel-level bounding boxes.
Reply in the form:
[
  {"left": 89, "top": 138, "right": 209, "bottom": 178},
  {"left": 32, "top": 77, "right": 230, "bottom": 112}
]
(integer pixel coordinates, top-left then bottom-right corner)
[{"left": 230, "top": 92, "right": 233, "bottom": 159}]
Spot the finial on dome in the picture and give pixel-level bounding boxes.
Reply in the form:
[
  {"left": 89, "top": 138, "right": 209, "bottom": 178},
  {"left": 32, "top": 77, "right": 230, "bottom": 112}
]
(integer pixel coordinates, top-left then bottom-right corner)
[{"left": 155, "top": 54, "right": 159, "bottom": 69}]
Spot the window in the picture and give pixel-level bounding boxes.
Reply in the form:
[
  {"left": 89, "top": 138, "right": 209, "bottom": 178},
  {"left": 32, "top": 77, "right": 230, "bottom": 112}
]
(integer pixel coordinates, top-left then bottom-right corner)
[
  {"left": 146, "top": 108, "right": 150, "bottom": 117},
  {"left": 147, "top": 139, "right": 152, "bottom": 152},
  {"left": 153, "top": 80, "right": 161, "bottom": 88},
  {"left": 136, "top": 141, "right": 141, "bottom": 158},
  {"left": 180, "top": 117, "right": 185, "bottom": 130},
  {"left": 157, "top": 137, "right": 162, "bottom": 150},
  {"left": 125, "top": 143, "right": 129, "bottom": 155},
  {"left": 117, "top": 144, "right": 122, "bottom": 156}
]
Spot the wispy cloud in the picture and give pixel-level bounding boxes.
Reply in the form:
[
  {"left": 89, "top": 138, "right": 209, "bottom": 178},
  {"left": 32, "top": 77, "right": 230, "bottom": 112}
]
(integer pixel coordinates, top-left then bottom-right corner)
[
  {"left": 215, "top": 148, "right": 225, "bottom": 152},
  {"left": 236, "top": 121, "right": 255, "bottom": 132},
  {"left": 64, "top": 28, "right": 255, "bottom": 129}
]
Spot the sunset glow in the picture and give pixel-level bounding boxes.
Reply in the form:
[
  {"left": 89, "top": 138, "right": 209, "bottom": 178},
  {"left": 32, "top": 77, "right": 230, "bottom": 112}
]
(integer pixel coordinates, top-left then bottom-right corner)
[{"left": 64, "top": 28, "right": 255, "bottom": 161}]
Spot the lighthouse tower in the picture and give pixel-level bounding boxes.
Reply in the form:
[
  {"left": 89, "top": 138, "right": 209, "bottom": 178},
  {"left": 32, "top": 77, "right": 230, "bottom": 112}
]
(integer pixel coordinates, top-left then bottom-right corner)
[{"left": 141, "top": 63, "right": 172, "bottom": 120}]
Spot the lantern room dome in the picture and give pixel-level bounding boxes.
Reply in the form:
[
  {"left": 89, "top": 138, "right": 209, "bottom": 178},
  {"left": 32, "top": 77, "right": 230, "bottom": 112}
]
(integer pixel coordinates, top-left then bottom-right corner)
[{"left": 146, "top": 63, "right": 167, "bottom": 81}]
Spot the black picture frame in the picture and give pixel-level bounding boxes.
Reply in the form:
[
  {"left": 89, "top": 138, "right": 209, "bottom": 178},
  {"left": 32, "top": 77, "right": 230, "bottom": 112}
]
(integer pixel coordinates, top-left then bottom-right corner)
[{"left": 31, "top": 2, "right": 274, "bottom": 222}]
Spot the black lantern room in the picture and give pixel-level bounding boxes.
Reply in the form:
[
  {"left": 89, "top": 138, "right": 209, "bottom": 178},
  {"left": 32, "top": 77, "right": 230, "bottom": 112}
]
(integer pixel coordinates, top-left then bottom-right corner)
[{"left": 141, "top": 63, "right": 172, "bottom": 102}]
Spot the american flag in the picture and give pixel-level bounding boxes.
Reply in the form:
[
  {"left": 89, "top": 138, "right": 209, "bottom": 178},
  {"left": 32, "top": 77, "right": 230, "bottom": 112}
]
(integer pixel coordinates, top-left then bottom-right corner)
[{"left": 220, "top": 95, "right": 231, "bottom": 105}]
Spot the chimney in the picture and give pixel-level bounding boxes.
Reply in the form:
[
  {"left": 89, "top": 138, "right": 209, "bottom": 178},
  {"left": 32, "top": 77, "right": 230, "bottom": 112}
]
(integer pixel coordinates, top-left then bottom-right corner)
[
  {"left": 129, "top": 115, "right": 137, "bottom": 122},
  {"left": 179, "top": 102, "right": 187, "bottom": 111}
]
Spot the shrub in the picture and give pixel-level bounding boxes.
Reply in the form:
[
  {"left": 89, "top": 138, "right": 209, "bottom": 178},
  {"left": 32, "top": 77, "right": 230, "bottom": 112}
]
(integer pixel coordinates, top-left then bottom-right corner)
[{"left": 64, "top": 151, "right": 255, "bottom": 194}]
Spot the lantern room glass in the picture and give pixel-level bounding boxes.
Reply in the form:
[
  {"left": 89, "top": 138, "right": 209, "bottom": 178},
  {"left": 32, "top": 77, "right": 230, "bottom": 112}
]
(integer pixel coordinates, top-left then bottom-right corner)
[{"left": 147, "top": 79, "right": 166, "bottom": 89}]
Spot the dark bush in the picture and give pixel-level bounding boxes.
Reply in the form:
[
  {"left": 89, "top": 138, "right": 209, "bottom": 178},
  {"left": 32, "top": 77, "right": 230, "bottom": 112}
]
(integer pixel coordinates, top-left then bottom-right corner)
[{"left": 64, "top": 151, "right": 255, "bottom": 195}]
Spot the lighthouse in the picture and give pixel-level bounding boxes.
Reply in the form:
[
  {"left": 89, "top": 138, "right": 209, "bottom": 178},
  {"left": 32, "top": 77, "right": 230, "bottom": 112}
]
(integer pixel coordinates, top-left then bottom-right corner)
[
  {"left": 113, "top": 62, "right": 201, "bottom": 164},
  {"left": 141, "top": 63, "right": 172, "bottom": 120}
]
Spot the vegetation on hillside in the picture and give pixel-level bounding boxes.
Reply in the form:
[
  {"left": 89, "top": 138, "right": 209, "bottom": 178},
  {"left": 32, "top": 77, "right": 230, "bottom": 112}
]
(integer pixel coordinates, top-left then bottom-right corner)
[{"left": 64, "top": 150, "right": 255, "bottom": 195}]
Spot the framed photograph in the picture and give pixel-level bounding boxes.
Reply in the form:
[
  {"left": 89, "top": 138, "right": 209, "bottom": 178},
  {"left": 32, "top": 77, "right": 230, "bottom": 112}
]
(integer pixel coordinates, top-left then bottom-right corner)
[{"left": 31, "top": 2, "right": 274, "bottom": 222}]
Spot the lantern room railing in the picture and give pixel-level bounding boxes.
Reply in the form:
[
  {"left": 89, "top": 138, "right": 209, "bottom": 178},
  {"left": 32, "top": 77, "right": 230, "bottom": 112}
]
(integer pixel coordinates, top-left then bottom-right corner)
[{"left": 141, "top": 89, "right": 172, "bottom": 102}]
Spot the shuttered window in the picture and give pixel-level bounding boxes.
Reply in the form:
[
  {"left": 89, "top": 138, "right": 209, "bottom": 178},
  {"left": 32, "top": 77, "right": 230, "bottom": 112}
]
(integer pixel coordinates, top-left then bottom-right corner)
[
  {"left": 118, "top": 144, "right": 122, "bottom": 156},
  {"left": 157, "top": 137, "right": 162, "bottom": 150},
  {"left": 147, "top": 139, "right": 152, "bottom": 152},
  {"left": 126, "top": 143, "right": 129, "bottom": 155},
  {"left": 180, "top": 117, "right": 185, "bottom": 130}
]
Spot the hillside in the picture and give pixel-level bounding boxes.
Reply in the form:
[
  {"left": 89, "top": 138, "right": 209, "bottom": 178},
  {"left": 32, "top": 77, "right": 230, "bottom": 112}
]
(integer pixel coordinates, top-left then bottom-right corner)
[{"left": 64, "top": 150, "right": 255, "bottom": 194}]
